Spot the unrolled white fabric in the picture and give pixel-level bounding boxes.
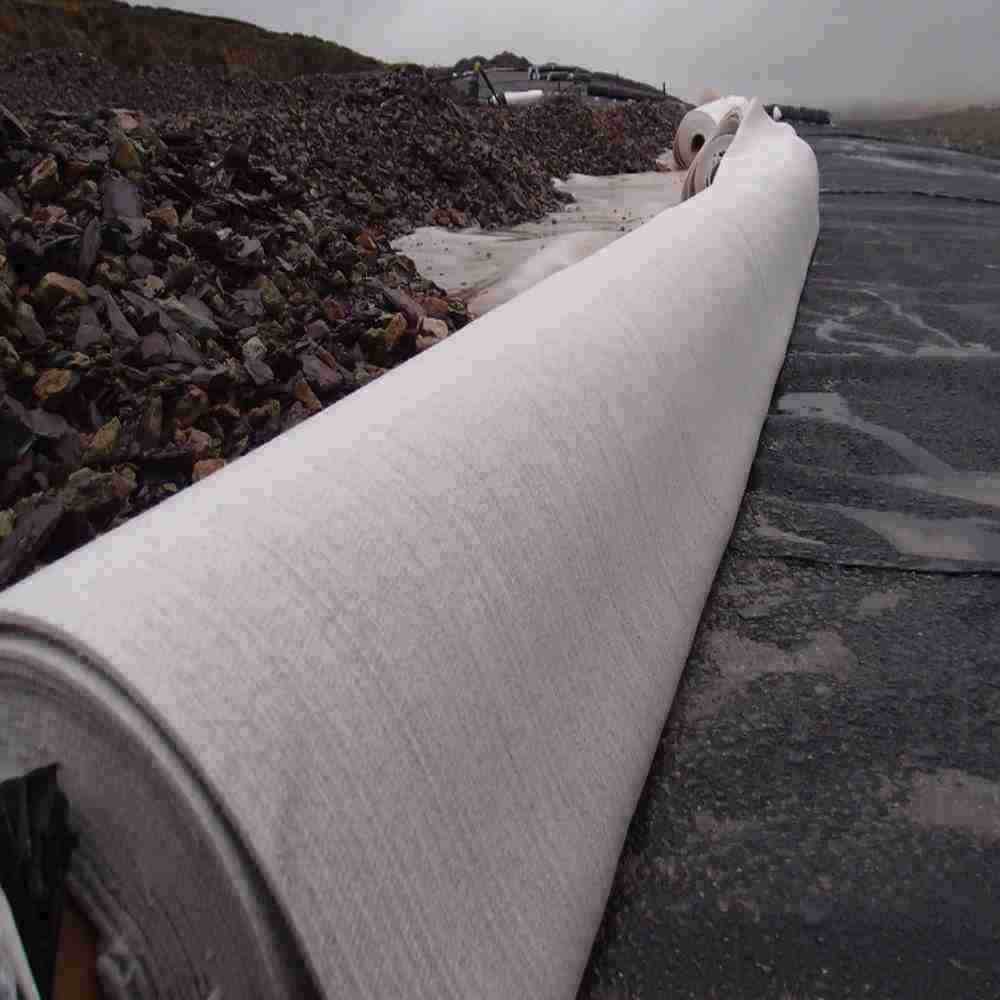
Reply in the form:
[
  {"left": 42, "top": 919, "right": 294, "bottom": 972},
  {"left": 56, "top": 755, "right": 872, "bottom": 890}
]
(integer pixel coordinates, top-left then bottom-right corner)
[
  {"left": 671, "top": 95, "right": 748, "bottom": 169},
  {"left": 0, "top": 99, "right": 818, "bottom": 999}
]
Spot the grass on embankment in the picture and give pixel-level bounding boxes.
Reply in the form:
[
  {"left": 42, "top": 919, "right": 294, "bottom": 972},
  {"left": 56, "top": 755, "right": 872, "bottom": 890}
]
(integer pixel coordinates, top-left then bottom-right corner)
[{"left": 846, "top": 106, "right": 1000, "bottom": 160}]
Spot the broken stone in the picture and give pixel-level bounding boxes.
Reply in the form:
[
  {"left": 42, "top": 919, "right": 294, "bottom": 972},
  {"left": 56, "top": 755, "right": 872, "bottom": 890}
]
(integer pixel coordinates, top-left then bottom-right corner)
[
  {"left": 321, "top": 298, "right": 346, "bottom": 323},
  {"left": 140, "top": 332, "right": 170, "bottom": 363},
  {"left": 174, "top": 426, "right": 214, "bottom": 458},
  {"left": 62, "top": 352, "right": 92, "bottom": 370},
  {"left": 0, "top": 192, "right": 23, "bottom": 233},
  {"left": 32, "top": 204, "right": 67, "bottom": 227},
  {"left": 247, "top": 399, "right": 281, "bottom": 428},
  {"left": 0, "top": 336, "right": 20, "bottom": 371},
  {"left": 289, "top": 209, "right": 314, "bottom": 236},
  {"left": 94, "top": 260, "right": 128, "bottom": 291},
  {"left": 91, "top": 289, "right": 138, "bottom": 344},
  {"left": 84, "top": 417, "right": 121, "bottom": 464},
  {"left": 128, "top": 254, "right": 156, "bottom": 279},
  {"left": 0, "top": 100, "right": 29, "bottom": 141},
  {"left": 301, "top": 354, "right": 343, "bottom": 395},
  {"left": 138, "top": 275, "right": 165, "bottom": 298},
  {"left": 111, "top": 109, "right": 144, "bottom": 133},
  {"left": 292, "top": 376, "right": 323, "bottom": 414},
  {"left": 28, "top": 156, "right": 61, "bottom": 201},
  {"left": 148, "top": 204, "right": 180, "bottom": 230},
  {"left": 33, "top": 368, "right": 77, "bottom": 403},
  {"left": 305, "top": 319, "right": 331, "bottom": 341},
  {"left": 33, "top": 273, "right": 90, "bottom": 312},
  {"left": 173, "top": 386, "right": 209, "bottom": 428},
  {"left": 244, "top": 355, "right": 274, "bottom": 387},
  {"left": 421, "top": 317, "right": 450, "bottom": 340},
  {"left": 5, "top": 397, "right": 71, "bottom": 442},
  {"left": 362, "top": 312, "right": 409, "bottom": 363},
  {"left": 164, "top": 261, "right": 196, "bottom": 294},
  {"left": 141, "top": 395, "right": 163, "bottom": 449},
  {"left": 75, "top": 309, "right": 107, "bottom": 351},
  {"left": 167, "top": 331, "right": 202, "bottom": 367},
  {"left": 60, "top": 468, "right": 126, "bottom": 514},
  {"left": 421, "top": 295, "right": 450, "bottom": 319},
  {"left": 0, "top": 398, "right": 36, "bottom": 464},
  {"left": 242, "top": 336, "right": 267, "bottom": 363},
  {"left": 192, "top": 458, "right": 226, "bottom": 482},
  {"left": 0, "top": 281, "right": 15, "bottom": 327},
  {"left": 255, "top": 276, "right": 285, "bottom": 318},
  {"left": 112, "top": 138, "right": 143, "bottom": 173},
  {"left": 102, "top": 177, "right": 142, "bottom": 222},
  {"left": 382, "top": 286, "right": 425, "bottom": 328},
  {"left": 0, "top": 500, "right": 64, "bottom": 587},
  {"left": 162, "top": 296, "right": 219, "bottom": 338},
  {"left": 78, "top": 217, "right": 101, "bottom": 282}
]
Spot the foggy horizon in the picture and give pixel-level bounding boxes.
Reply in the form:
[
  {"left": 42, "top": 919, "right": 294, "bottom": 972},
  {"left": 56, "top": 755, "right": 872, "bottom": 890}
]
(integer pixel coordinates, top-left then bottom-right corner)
[{"left": 141, "top": 0, "right": 1000, "bottom": 112}]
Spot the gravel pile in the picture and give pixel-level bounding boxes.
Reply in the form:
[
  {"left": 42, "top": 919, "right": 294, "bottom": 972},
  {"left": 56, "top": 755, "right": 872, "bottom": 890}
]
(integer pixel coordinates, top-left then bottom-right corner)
[
  {"left": 0, "top": 55, "right": 685, "bottom": 588},
  {"left": 0, "top": 49, "right": 381, "bottom": 119},
  {"left": 484, "top": 95, "right": 689, "bottom": 178}
]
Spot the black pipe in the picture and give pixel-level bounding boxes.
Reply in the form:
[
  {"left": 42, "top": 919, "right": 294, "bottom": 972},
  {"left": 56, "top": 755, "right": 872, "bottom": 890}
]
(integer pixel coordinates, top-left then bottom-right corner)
[{"left": 587, "top": 81, "right": 665, "bottom": 102}]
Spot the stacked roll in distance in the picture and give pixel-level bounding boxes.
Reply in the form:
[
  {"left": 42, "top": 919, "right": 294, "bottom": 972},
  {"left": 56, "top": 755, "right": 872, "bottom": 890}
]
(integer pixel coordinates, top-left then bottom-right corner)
[
  {"left": 671, "top": 95, "right": 748, "bottom": 169},
  {"left": 681, "top": 102, "right": 747, "bottom": 201}
]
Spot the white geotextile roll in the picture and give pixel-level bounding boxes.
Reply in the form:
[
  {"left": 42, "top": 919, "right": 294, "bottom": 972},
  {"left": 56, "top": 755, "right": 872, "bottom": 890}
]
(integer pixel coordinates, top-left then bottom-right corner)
[
  {"left": 491, "top": 89, "right": 545, "bottom": 106},
  {"left": 672, "top": 95, "right": 748, "bottom": 169},
  {"left": 681, "top": 103, "right": 746, "bottom": 201},
  {"left": 0, "top": 99, "right": 818, "bottom": 1000}
]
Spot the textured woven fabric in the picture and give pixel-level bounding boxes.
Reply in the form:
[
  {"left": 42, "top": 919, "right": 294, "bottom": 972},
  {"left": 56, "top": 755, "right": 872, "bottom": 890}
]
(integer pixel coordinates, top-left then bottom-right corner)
[{"left": 0, "top": 100, "right": 818, "bottom": 999}]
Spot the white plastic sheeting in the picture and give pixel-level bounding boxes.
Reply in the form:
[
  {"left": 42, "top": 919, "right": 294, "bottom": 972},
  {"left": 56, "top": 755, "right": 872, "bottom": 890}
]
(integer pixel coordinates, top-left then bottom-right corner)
[
  {"left": 0, "top": 99, "right": 818, "bottom": 999},
  {"left": 393, "top": 169, "right": 686, "bottom": 316},
  {"left": 490, "top": 89, "right": 545, "bottom": 106},
  {"left": 671, "top": 95, "right": 748, "bottom": 169}
]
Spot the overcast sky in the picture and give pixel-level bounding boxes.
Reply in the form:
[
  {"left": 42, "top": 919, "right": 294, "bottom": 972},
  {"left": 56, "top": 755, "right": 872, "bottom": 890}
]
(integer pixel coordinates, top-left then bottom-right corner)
[{"left": 151, "top": 0, "right": 1000, "bottom": 109}]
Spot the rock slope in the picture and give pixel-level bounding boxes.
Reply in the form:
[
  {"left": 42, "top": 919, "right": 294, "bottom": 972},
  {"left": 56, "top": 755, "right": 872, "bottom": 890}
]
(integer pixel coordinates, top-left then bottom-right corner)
[{"left": 0, "top": 57, "right": 685, "bottom": 588}]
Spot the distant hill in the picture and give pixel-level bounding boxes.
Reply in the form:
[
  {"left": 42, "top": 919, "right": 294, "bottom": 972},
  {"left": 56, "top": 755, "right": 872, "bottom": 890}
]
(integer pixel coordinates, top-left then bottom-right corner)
[
  {"left": 0, "top": 0, "right": 381, "bottom": 78},
  {"left": 850, "top": 105, "right": 1000, "bottom": 161},
  {"left": 835, "top": 98, "right": 977, "bottom": 122},
  {"left": 588, "top": 71, "right": 661, "bottom": 96}
]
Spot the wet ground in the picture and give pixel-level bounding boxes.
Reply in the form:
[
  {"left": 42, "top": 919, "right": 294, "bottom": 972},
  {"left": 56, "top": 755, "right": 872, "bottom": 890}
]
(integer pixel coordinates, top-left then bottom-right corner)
[{"left": 578, "top": 132, "right": 1000, "bottom": 998}]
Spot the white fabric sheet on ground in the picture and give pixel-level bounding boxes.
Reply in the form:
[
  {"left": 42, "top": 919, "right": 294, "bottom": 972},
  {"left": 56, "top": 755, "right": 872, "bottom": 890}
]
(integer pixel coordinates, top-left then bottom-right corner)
[
  {"left": 0, "top": 99, "right": 818, "bottom": 1000},
  {"left": 393, "top": 170, "right": 686, "bottom": 316}
]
